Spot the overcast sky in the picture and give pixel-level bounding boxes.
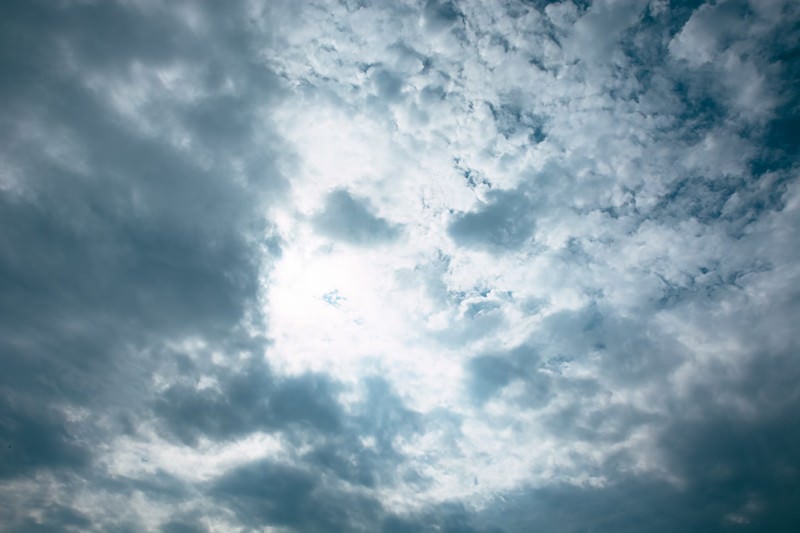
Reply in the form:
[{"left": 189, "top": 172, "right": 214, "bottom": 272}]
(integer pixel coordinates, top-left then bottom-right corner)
[{"left": 1, "top": 0, "right": 799, "bottom": 531}]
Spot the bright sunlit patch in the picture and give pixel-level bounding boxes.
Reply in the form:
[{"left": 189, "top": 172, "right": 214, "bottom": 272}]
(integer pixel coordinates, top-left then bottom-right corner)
[
  {"left": 264, "top": 99, "right": 461, "bottom": 394},
  {"left": 265, "top": 230, "right": 465, "bottom": 402},
  {"left": 267, "top": 237, "right": 400, "bottom": 374},
  {"left": 260, "top": 93, "right": 643, "bottom": 510}
]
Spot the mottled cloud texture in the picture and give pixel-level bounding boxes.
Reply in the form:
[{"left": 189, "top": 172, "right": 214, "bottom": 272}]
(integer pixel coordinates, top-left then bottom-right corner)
[{"left": 1, "top": 0, "right": 799, "bottom": 531}]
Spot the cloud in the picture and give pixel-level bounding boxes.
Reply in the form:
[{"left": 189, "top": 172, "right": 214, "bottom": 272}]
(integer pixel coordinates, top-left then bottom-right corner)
[
  {"left": 4, "top": 504, "right": 92, "bottom": 533},
  {"left": 313, "top": 189, "right": 401, "bottom": 245},
  {"left": 2, "top": 0, "right": 799, "bottom": 531},
  {"left": 153, "top": 360, "right": 343, "bottom": 446},
  {"left": 0, "top": 393, "right": 89, "bottom": 480},
  {"left": 470, "top": 364, "right": 800, "bottom": 532},
  {"left": 0, "top": 0, "right": 288, "bottom": 529},
  {"left": 210, "top": 459, "right": 386, "bottom": 532},
  {"left": 160, "top": 521, "right": 209, "bottom": 533},
  {"left": 448, "top": 188, "right": 536, "bottom": 251}
]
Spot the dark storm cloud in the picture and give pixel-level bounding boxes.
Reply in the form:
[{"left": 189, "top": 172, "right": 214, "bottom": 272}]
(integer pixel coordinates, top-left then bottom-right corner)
[
  {"left": 145, "top": 343, "right": 431, "bottom": 529},
  {"left": 0, "top": 393, "right": 89, "bottom": 479},
  {"left": 153, "top": 359, "right": 343, "bottom": 445},
  {"left": 313, "top": 189, "right": 401, "bottom": 245},
  {"left": 155, "top": 363, "right": 424, "bottom": 491},
  {"left": 210, "top": 459, "right": 380, "bottom": 531},
  {"left": 0, "top": 0, "right": 283, "bottom": 399},
  {"left": 211, "top": 456, "right": 507, "bottom": 533},
  {"left": 0, "top": 0, "right": 286, "bottom": 529},
  {"left": 159, "top": 521, "right": 209, "bottom": 533},
  {"left": 180, "top": 376, "right": 429, "bottom": 531}
]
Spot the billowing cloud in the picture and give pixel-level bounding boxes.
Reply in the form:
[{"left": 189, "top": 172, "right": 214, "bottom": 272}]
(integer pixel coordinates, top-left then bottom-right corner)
[{"left": 1, "top": 0, "right": 799, "bottom": 531}]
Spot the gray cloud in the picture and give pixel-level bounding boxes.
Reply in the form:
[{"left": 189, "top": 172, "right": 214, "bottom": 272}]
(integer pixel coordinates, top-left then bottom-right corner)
[
  {"left": 210, "top": 459, "right": 384, "bottom": 532},
  {"left": 0, "top": 0, "right": 287, "bottom": 529},
  {"left": 0, "top": 393, "right": 89, "bottom": 480},
  {"left": 313, "top": 189, "right": 401, "bottom": 245},
  {"left": 153, "top": 359, "right": 343, "bottom": 446},
  {"left": 467, "top": 346, "right": 549, "bottom": 407},
  {"left": 448, "top": 188, "right": 536, "bottom": 251},
  {"left": 472, "top": 390, "right": 800, "bottom": 532},
  {"left": 423, "top": 0, "right": 464, "bottom": 32},
  {"left": 160, "top": 522, "right": 208, "bottom": 533}
]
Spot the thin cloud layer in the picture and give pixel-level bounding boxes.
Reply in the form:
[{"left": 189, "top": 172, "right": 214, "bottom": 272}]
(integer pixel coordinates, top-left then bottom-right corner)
[{"left": 1, "top": 0, "right": 799, "bottom": 531}]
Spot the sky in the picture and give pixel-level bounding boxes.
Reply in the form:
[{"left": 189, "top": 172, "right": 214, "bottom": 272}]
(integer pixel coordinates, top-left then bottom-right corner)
[{"left": 1, "top": 0, "right": 799, "bottom": 531}]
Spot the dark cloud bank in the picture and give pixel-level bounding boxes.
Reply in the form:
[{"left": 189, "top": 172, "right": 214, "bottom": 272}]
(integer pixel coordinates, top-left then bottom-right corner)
[{"left": 1, "top": 1, "right": 800, "bottom": 532}]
